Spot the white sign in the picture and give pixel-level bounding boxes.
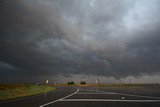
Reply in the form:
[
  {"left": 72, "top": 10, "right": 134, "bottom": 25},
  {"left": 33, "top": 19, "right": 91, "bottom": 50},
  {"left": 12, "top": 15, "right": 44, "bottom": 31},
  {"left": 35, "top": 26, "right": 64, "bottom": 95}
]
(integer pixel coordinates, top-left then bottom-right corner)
[{"left": 46, "top": 80, "right": 49, "bottom": 84}]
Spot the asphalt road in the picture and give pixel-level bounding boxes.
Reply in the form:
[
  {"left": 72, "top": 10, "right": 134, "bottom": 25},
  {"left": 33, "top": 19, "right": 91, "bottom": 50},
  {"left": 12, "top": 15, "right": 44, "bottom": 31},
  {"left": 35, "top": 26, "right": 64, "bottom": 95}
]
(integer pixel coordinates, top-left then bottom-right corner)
[
  {"left": 0, "top": 86, "right": 160, "bottom": 107},
  {"left": 0, "top": 86, "right": 77, "bottom": 107}
]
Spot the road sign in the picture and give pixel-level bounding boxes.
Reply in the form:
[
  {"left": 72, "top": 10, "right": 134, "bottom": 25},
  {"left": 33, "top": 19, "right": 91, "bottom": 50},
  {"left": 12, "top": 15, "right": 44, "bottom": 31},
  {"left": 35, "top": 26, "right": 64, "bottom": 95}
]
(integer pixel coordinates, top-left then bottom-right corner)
[{"left": 46, "top": 80, "right": 49, "bottom": 84}]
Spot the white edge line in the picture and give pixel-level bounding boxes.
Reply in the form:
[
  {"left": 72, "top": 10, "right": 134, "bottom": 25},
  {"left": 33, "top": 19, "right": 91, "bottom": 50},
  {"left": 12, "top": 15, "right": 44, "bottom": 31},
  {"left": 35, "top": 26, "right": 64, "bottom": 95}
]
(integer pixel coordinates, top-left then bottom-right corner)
[
  {"left": 39, "top": 89, "right": 79, "bottom": 107},
  {"left": 60, "top": 99, "right": 160, "bottom": 102}
]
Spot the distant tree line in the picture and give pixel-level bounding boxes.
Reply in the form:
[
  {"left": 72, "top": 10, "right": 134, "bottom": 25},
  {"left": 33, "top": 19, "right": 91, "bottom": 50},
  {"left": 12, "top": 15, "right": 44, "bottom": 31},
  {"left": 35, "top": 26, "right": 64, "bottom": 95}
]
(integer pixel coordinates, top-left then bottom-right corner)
[
  {"left": 67, "top": 81, "right": 86, "bottom": 85},
  {"left": 67, "top": 81, "right": 75, "bottom": 85},
  {"left": 80, "top": 81, "right": 86, "bottom": 85}
]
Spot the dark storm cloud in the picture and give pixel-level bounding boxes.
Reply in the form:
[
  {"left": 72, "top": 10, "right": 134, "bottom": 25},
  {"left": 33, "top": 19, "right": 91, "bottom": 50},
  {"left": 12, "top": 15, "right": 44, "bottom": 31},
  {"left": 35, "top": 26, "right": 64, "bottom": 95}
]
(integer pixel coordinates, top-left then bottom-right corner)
[{"left": 0, "top": 0, "right": 160, "bottom": 82}]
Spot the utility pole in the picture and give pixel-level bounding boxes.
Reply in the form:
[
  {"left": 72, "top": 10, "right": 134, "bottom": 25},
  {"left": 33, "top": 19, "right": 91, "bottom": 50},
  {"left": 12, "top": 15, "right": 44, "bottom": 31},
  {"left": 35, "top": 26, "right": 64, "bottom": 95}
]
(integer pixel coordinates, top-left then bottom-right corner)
[
  {"left": 45, "top": 80, "right": 48, "bottom": 96},
  {"left": 95, "top": 51, "right": 100, "bottom": 93},
  {"left": 128, "top": 77, "right": 131, "bottom": 88},
  {"left": 96, "top": 71, "right": 100, "bottom": 93},
  {"left": 97, "top": 69, "right": 100, "bottom": 92}
]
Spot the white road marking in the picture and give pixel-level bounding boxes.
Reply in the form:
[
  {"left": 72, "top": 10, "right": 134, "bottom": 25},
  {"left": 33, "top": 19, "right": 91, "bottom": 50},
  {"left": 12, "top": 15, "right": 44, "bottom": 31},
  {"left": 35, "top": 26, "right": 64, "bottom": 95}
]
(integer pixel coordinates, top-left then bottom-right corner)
[
  {"left": 60, "top": 99, "right": 160, "bottom": 102},
  {"left": 77, "top": 92, "right": 117, "bottom": 94},
  {"left": 79, "top": 89, "right": 117, "bottom": 94},
  {"left": 79, "top": 89, "right": 106, "bottom": 93},
  {"left": 79, "top": 89, "right": 160, "bottom": 99},
  {"left": 118, "top": 93, "right": 160, "bottom": 99},
  {"left": 39, "top": 89, "right": 79, "bottom": 107}
]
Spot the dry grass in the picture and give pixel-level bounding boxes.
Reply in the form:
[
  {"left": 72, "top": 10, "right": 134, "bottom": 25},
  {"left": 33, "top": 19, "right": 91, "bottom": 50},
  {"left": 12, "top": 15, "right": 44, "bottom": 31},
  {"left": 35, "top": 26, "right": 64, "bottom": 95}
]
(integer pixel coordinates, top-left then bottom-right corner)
[{"left": 0, "top": 84, "right": 55, "bottom": 101}]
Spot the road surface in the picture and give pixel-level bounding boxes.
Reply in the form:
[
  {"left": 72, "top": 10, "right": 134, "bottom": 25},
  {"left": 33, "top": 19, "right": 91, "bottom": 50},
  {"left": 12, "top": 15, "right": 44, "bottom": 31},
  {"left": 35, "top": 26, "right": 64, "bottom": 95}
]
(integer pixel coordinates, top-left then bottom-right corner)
[{"left": 0, "top": 86, "right": 160, "bottom": 107}]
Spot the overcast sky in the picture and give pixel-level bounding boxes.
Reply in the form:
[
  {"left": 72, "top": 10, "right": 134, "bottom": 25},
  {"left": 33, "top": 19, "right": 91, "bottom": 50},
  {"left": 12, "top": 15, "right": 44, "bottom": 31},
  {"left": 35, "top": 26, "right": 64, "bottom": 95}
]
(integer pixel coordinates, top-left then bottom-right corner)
[{"left": 0, "top": 0, "right": 160, "bottom": 83}]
